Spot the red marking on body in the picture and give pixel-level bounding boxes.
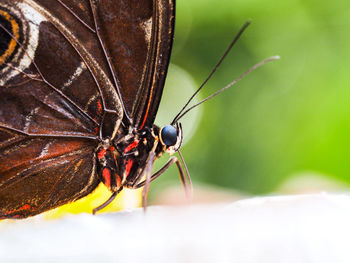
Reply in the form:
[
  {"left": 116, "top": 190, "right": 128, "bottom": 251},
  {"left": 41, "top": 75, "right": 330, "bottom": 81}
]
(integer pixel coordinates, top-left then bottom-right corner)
[
  {"left": 97, "top": 148, "right": 106, "bottom": 159},
  {"left": 109, "top": 146, "right": 115, "bottom": 152},
  {"left": 112, "top": 151, "right": 118, "bottom": 164},
  {"left": 116, "top": 175, "right": 121, "bottom": 188},
  {"left": 125, "top": 159, "right": 133, "bottom": 178},
  {"left": 124, "top": 140, "right": 139, "bottom": 153},
  {"left": 102, "top": 168, "right": 111, "bottom": 188}
]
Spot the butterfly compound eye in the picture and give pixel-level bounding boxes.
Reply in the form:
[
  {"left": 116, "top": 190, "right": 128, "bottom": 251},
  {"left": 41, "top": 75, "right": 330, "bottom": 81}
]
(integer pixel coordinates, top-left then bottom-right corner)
[{"left": 160, "top": 125, "right": 178, "bottom": 146}]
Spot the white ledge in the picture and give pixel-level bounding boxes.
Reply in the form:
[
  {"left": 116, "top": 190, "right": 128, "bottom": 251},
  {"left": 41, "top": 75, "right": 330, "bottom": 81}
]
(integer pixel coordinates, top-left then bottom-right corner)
[{"left": 1, "top": 193, "right": 350, "bottom": 263}]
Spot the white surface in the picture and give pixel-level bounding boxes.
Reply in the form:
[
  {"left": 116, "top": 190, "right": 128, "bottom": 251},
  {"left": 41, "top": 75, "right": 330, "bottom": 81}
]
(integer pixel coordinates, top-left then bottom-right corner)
[{"left": 1, "top": 193, "right": 350, "bottom": 263}]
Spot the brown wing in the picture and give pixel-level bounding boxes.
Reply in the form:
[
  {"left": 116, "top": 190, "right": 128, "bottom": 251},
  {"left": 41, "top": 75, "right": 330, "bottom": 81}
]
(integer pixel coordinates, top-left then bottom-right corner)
[
  {"left": 0, "top": 0, "right": 126, "bottom": 217},
  {"left": 0, "top": 0, "right": 174, "bottom": 218},
  {"left": 92, "top": 0, "right": 175, "bottom": 128},
  {"left": 0, "top": 129, "right": 99, "bottom": 218},
  {"left": 0, "top": 0, "right": 124, "bottom": 137}
]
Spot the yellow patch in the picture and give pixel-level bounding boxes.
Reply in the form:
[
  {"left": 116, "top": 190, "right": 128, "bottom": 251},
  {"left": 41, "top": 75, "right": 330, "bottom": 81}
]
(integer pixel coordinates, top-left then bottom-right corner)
[
  {"left": 0, "top": 10, "right": 20, "bottom": 66},
  {"left": 44, "top": 184, "right": 142, "bottom": 220}
]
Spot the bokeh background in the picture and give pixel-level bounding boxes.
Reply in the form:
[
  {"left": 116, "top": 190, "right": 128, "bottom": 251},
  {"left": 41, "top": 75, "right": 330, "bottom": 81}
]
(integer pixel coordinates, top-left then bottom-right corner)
[
  {"left": 152, "top": 0, "right": 350, "bottom": 202},
  {"left": 3, "top": 3, "right": 350, "bottom": 261},
  {"left": 1, "top": 0, "right": 349, "bottom": 219}
]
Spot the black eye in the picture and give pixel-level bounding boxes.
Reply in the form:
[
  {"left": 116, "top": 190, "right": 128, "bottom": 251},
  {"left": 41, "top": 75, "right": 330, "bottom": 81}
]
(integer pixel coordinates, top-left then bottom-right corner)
[{"left": 161, "top": 125, "right": 178, "bottom": 146}]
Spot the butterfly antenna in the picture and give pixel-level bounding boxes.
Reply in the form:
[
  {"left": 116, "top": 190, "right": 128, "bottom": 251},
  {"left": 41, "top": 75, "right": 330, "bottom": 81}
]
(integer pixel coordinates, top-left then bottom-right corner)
[
  {"left": 171, "top": 20, "right": 251, "bottom": 125},
  {"left": 174, "top": 55, "right": 280, "bottom": 122}
]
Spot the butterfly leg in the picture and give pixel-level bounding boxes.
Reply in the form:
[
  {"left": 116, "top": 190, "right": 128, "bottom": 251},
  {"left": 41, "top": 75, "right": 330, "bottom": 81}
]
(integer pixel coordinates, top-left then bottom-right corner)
[
  {"left": 130, "top": 155, "right": 193, "bottom": 199},
  {"left": 92, "top": 189, "right": 121, "bottom": 215},
  {"left": 141, "top": 152, "right": 155, "bottom": 211}
]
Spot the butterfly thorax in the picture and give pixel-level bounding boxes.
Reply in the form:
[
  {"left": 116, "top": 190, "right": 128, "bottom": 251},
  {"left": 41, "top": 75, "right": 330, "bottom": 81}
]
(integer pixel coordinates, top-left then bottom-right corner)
[{"left": 96, "top": 125, "right": 166, "bottom": 192}]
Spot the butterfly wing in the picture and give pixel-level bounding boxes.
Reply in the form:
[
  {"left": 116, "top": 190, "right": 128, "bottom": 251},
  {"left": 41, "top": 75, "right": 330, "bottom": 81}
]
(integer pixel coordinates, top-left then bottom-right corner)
[
  {"left": 91, "top": 0, "right": 175, "bottom": 128},
  {"left": 0, "top": 0, "right": 124, "bottom": 218},
  {"left": 0, "top": 0, "right": 174, "bottom": 218},
  {"left": 0, "top": 132, "right": 99, "bottom": 218}
]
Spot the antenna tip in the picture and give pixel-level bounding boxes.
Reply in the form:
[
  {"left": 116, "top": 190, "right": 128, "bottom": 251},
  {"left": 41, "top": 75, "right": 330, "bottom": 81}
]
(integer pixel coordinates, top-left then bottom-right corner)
[
  {"left": 243, "top": 19, "right": 252, "bottom": 28},
  {"left": 266, "top": 55, "right": 281, "bottom": 62}
]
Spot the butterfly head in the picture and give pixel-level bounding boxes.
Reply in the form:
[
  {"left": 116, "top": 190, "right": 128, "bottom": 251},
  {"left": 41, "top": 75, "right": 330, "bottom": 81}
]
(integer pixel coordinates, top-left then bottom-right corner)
[{"left": 159, "top": 122, "right": 183, "bottom": 154}]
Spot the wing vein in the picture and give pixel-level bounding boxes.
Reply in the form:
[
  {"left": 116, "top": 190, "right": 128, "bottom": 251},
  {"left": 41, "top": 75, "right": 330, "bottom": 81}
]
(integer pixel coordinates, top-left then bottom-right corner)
[{"left": 0, "top": 22, "right": 100, "bottom": 128}]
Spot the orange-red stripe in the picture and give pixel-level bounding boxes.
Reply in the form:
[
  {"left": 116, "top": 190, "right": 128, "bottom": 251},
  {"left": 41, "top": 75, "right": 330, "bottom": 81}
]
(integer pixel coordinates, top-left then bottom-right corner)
[
  {"left": 97, "top": 148, "right": 106, "bottom": 159},
  {"left": 116, "top": 175, "right": 121, "bottom": 188},
  {"left": 124, "top": 140, "right": 139, "bottom": 153},
  {"left": 139, "top": 87, "right": 154, "bottom": 129},
  {"left": 102, "top": 168, "right": 111, "bottom": 188},
  {"left": 125, "top": 159, "right": 133, "bottom": 178}
]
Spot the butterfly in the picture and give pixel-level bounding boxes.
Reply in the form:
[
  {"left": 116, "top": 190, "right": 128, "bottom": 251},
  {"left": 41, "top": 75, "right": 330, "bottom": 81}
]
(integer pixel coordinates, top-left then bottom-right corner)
[
  {"left": 0, "top": 0, "right": 183, "bottom": 219},
  {"left": 0, "top": 0, "right": 278, "bottom": 219}
]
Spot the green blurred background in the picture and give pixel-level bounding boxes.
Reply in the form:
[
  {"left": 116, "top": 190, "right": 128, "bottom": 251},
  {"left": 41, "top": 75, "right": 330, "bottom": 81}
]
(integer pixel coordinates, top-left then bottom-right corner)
[{"left": 152, "top": 0, "right": 350, "bottom": 199}]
